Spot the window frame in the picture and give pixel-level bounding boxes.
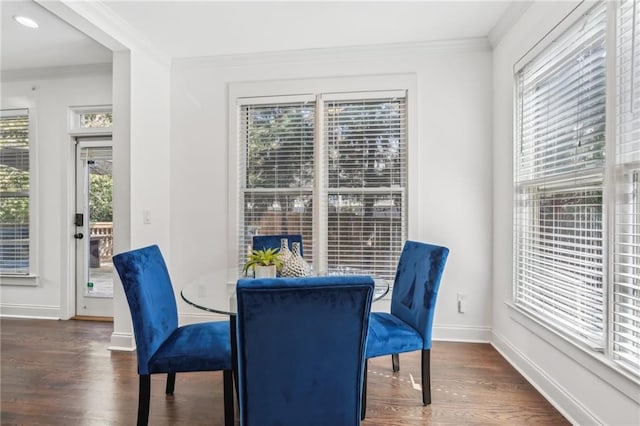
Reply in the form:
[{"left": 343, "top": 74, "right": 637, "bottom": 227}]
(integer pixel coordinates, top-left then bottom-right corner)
[
  {"left": 228, "top": 75, "right": 417, "bottom": 285},
  {"left": 0, "top": 108, "right": 38, "bottom": 283},
  {"left": 68, "top": 105, "right": 113, "bottom": 136},
  {"left": 512, "top": 0, "right": 640, "bottom": 382}
]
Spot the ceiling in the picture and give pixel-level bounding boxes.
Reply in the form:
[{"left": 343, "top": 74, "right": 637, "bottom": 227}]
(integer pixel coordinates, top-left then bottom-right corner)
[
  {"left": 1, "top": 0, "right": 112, "bottom": 71},
  {"left": 1, "top": 0, "right": 517, "bottom": 72}
]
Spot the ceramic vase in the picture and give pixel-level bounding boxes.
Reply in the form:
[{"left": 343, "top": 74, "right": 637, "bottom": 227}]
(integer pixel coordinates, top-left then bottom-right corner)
[
  {"left": 281, "top": 242, "right": 311, "bottom": 277},
  {"left": 279, "top": 238, "right": 292, "bottom": 264}
]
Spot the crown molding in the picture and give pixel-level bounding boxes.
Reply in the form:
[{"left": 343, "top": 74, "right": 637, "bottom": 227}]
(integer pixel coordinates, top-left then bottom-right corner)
[
  {"left": 1, "top": 63, "right": 112, "bottom": 82},
  {"left": 174, "top": 37, "right": 492, "bottom": 69},
  {"left": 36, "top": 0, "right": 170, "bottom": 68},
  {"left": 488, "top": 1, "right": 534, "bottom": 48}
]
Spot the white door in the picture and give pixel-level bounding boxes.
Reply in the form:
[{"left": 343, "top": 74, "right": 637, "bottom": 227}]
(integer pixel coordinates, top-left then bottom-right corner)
[{"left": 75, "top": 139, "right": 113, "bottom": 318}]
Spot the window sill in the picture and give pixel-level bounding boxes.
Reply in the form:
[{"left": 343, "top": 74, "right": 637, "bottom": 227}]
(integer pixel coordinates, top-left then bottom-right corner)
[
  {"left": 0, "top": 274, "right": 38, "bottom": 286},
  {"left": 506, "top": 302, "right": 640, "bottom": 401}
]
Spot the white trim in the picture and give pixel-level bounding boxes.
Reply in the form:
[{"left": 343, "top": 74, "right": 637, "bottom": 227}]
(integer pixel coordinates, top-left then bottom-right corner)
[
  {"left": 507, "top": 303, "right": 640, "bottom": 398},
  {"left": 29, "top": 108, "right": 39, "bottom": 277},
  {"left": 432, "top": 324, "right": 492, "bottom": 343},
  {"left": 0, "top": 107, "right": 38, "bottom": 278},
  {"left": 321, "top": 90, "right": 407, "bottom": 102},
  {"left": 491, "top": 329, "right": 592, "bottom": 425},
  {"left": 227, "top": 89, "right": 241, "bottom": 283},
  {"left": 0, "top": 275, "right": 38, "bottom": 286},
  {"left": 0, "top": 63, "right": 112, "bottom": 82},
  {"left": 0, "top": 303, "right": 60, "bottom": 319},
  {"left": 75, "top": 139, "right": 113, "bottom": 150},
  {"left": 315, "top": 95, "right": 327, "bottom": 272},
  {"left": 236, "top": 94, "right": 315, "bottom": 106},
  {"left": 68, "top": 105, "right": 113, "bottom": 133},
  {"left": 61, "top": 128, "right": 113, "bottom": 320},
  {"left": 35, "top": 0, "right": 168, "bottom": 67},
  {"left": 514, "top": 1, "right": 597, "bottom": 73},
  {"left": 604, "top": 0, "right": 618, "bottom": 365},
  {"left": 60, "top": 134, "right": 77, "bottom": 320},
  {"left": 0, "top": 108, "right": 29, "bottom": 118},
  {"left": 228, "top": 73, "right": 417, "bottom": 282},
  {"left": 108, "top": 331, "right": 135, "bottom": 351},
  {"left": 176, "top": 38, "right": 491, "bottom": 68},
  {"left": 488, "top": 1, "right": 534, "bottom": 48}
]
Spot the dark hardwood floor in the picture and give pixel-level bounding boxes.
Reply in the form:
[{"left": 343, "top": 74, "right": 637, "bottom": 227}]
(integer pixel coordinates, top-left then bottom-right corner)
[{"left": 0, "top": 318, "right": 569, "bottom": 425}]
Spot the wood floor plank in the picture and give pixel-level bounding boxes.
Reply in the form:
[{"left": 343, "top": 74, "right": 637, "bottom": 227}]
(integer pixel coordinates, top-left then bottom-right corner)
[{"left": 0, "top": 318, "right": 569, "bottom": 425}]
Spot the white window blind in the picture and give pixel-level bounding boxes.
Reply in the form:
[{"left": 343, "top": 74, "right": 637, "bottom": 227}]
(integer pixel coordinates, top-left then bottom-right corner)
[
  {"left": 0, "top": 109, "right": 30, "bottom": 274},
  {"left": 239, "top": 99, "right": 316, "bottom": 269},
  {"left": 614, "top": 0, "right": 640, "bottom": 374},
  {"left": 238, "top": 91, "right": 408, "bottom": 280},
  {"left": 323, "top": 94, "right": 407, "bottom": 280},
  {"left": 515, "top": 2, "right": 607, "bottom": 346}
]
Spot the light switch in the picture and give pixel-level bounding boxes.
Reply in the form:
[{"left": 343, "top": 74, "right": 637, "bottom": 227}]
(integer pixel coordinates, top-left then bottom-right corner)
[{"left": 143, "top": 209, "right": 151, "bottom": 224}]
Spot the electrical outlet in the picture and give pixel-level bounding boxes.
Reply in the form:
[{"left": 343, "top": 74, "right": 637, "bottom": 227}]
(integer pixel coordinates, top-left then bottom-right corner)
[
  {"left": 143, "top": 209, "right": 151, "bottom": 224},
  {"left": 457, "top": 292, "right": 467, "bottom": 313}
]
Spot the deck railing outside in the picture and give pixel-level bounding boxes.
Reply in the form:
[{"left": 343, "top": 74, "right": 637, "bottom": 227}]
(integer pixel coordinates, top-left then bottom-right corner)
[{"left": 90, "top": 222, "right": 113, "bottom": 263}]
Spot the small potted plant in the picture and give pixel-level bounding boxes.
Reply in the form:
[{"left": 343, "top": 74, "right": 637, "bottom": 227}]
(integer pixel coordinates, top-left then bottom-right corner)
[{"left": 242, "top": 247, "right": 283, "bottom": 278}]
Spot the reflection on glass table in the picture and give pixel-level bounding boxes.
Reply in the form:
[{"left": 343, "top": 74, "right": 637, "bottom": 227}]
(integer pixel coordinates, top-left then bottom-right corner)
[{"left": 180, "top": 271, "right": 390, "bottom": 316}]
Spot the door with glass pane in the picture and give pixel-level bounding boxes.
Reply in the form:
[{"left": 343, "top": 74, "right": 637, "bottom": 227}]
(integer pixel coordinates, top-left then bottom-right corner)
[{"left": 75, "top": 139, "right": 113, "bottom": 318}]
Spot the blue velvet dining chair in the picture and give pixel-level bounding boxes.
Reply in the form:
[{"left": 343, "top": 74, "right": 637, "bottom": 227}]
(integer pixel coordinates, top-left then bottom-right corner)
[
  {"left": 252, "top": 234, "right": 304, "bottom": 257},
  {"left": 235, "top": 275, "right": 374, "bottom": 426},
  {"left": 113, "top": 245, "right": 234, "bottom": 426},
  {"left": 362, "top": 240, "right": 449, "bottom": 419}
]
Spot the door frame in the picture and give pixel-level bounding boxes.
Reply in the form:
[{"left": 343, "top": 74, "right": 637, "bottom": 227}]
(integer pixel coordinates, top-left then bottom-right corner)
[
  {"left": 74, "top": 138, "right": 113, "bottom": 318},
  {"left": 61, "top": 130, "right": 112, "bottom": 320}
]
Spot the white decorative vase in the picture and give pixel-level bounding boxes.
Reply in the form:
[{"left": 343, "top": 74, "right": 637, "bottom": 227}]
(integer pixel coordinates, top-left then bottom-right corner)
[
  {"left": 279, "top": 238, "right": 292, "bottom": 264},
  {"left": 254, "top": 264, "right": 277, "bottom": 278},
  {"left": 281, "top": 242, "right": 311, "bottom": 277}
]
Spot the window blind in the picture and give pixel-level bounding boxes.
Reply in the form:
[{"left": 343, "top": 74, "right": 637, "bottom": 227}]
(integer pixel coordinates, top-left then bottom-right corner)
[
  {"left": 239, "top": 99, "right": 316, "bottom": 270},
  {"left": 614, "top": 0, "right": 640, "bottom": 374},
  {"left": 515, "top": 2, "right": 607, "bottom": 346},
  {"left": 0, "top": 109, "right": 30, "bottom": 274},
  {"left": 238, "top": 91, "right": 408, "bottom": 280},
  {"left": 323, "top": 93, "right": 407, "bottom": 281}
]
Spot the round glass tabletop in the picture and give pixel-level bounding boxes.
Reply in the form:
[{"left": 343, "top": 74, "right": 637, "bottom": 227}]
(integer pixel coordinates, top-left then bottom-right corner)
[{"left": 181, "top": 273, "right": 390, "bottom": 316}]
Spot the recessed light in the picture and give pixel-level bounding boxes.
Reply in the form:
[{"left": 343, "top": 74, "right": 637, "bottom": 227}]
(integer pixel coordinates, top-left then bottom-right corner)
[{"left": 13, "top": 15, "right": 39, "bottom": 29}]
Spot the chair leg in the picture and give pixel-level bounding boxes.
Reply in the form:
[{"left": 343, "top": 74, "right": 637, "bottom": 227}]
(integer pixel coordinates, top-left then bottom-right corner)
[
  {"left": 223, "top": 370, "right": 234, "bottom": 426},
  {"left": 138, "top": 374, "right": 151, "bottom": 426},
  {"left": 361, "top": 359, "right": 368, "bottom": 421},
  {"left": 165, "top": 372, "right": 176, "bottom": 395},
  {"left": 422, "top": 349, "right": 431, "bottom": 405},
  {"left": 392, "top": 353, "right": 400, "bottom": 372}
]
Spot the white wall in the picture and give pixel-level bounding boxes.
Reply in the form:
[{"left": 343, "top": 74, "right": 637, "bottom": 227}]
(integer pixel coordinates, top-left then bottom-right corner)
[
  {"left": 36, "top": 0, "right": 173, "bottom": 350},
  {"left": 492, "top": 2, "right": 640, "bottom": 425},
  {"left": 0, "top": 69, "right": 112, "bottom": 318},
  {"left": 170, "top": 42, "right": 494, "bottom": 340}
]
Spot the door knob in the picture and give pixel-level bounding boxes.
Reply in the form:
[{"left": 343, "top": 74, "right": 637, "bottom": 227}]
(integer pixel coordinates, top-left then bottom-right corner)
[{"left": 74, "top": 233, "right": 84, "bottom": 239}]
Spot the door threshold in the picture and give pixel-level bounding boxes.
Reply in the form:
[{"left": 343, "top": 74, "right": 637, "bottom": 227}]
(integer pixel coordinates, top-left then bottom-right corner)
[{"left": 72, "top": 315, "right": 113, "bottom": 322}]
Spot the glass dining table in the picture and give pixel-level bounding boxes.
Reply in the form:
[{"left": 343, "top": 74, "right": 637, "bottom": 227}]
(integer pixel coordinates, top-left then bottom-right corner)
[
  {"left": 181, "top": 273, "right": 390, "bottom": 316},
  {"left": 180, "top": 271, "right": 390, "bottom": 394}
]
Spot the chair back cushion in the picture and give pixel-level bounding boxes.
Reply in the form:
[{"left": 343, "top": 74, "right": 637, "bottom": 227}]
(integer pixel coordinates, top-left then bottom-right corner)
[
  {"left": 390, "top": 241, "right": 449, "bottom": 349},
  {"left": 236, "top": 275, "right": 374, "bottom": 426},
  {"left": 113, "top": 244, "right": 178, "bottom": 375},
  {"left": 252, "top": 234, "right": 304, "bottom": 257}
]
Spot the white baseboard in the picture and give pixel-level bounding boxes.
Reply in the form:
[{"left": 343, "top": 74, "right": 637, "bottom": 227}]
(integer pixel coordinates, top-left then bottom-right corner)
[
  {"left": 108, "top": 331, "right": 135, "bottom": 351},
  {"left": 0, "top": 303, "right": 60, "bottom": 319},
  {"left": 491, "top": 329, "right": 598, "bottom": 425},
  {"left": 433, "top": 324, "right": 491, "bottom": 342}
]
